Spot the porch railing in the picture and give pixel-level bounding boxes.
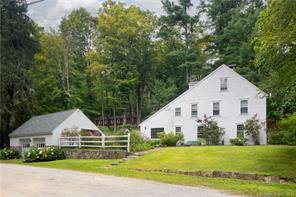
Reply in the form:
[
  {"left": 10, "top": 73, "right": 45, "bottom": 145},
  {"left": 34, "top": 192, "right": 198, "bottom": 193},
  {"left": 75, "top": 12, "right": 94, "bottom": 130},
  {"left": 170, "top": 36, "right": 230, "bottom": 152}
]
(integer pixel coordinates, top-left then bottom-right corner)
[{"left": 59, "top": 133, "right": 130, "bottom": 152}]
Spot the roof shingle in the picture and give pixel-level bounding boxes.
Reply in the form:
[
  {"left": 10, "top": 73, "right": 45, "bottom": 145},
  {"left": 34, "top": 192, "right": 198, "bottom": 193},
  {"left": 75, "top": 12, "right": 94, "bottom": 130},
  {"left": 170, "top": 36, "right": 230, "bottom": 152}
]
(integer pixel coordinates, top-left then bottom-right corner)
[{"left": 9, "top": 109, "right": 77, "bottom": 137}]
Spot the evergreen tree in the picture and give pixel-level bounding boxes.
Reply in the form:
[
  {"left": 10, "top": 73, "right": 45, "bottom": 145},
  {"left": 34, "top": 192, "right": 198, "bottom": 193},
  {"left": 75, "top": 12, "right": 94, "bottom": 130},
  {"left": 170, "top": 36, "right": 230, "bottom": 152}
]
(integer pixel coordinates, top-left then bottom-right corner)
[
  {"left": 200, "top": 0, "right": 264, "bottom": 82},
  {"left": 0, "top": 0, "right": 39, "bottom": 147}
]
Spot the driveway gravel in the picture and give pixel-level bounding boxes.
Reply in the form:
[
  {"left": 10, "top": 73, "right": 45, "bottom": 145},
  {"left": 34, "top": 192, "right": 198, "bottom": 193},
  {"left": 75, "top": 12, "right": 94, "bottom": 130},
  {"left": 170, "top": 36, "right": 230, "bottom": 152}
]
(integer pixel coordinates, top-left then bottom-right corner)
[{"left": 0, "top": 163, "right": 241, "bottom": 197}]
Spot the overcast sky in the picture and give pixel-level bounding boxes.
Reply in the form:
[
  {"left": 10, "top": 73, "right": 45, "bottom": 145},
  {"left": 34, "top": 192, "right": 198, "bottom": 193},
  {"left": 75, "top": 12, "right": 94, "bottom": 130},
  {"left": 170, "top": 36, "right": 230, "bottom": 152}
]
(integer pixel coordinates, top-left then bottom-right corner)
[{"left": 27, "top": 0, "right": 200, "bottom": 30}]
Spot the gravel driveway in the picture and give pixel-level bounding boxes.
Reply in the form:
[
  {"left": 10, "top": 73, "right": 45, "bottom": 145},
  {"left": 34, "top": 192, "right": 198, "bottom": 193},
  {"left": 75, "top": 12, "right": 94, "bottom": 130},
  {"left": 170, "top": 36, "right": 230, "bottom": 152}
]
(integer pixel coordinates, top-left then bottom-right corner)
[{"left": 0, "top": 164, "right": 240, "bottom": 197}]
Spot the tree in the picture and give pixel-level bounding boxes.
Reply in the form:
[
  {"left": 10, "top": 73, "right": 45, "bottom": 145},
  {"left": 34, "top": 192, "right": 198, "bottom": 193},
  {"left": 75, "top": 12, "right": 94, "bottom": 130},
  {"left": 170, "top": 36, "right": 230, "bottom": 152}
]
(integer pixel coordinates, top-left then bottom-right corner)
[
  {"left": 200, "top": 0, "right": 264, "bottom": 82},
  {"left": 0, "top": 0, "right": 39, "bottom": 147},
  {"left": 159, "top": 0, "right": 206, "bottom": 84},
  {"left": 96, "top": 0, "right": 157, "bottom": 126},
  {"left": 32, "top": 31, "right": 81, "bottom": 114},
  {"left": 198, "top": 115, "right": 225, "bottom": 145},
  {"left": 253, "top": 0, "right": 296, "bottom": 118},
  {"left": 60, "top": 8, "right": 97, "bottom": 116},
  {"left": 244, "top": 114, "right": 262, "bottom": 145}
]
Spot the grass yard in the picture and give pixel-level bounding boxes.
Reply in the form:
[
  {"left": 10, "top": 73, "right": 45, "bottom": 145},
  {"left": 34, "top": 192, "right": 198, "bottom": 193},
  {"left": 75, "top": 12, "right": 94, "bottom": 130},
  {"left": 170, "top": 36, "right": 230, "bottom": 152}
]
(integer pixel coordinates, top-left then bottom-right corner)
[
  {"left": 122, "top": 146, "right": 296, "bottom": 178},
  {"left": 1, "top": 145, "right": 296, "bottom": 197}
]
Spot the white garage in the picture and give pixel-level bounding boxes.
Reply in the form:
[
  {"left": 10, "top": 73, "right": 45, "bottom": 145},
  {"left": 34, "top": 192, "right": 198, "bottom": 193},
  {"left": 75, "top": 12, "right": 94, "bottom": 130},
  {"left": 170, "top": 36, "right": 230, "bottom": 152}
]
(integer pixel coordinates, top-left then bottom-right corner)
[{"left": 9, "top": 109, "right": 104, "bottom": 149}]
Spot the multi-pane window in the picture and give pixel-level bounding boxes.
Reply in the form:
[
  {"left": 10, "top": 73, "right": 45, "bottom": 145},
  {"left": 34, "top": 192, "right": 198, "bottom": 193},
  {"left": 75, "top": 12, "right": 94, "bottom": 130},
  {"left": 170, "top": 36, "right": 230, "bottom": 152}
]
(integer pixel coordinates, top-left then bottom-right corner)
[
  {"left": 175, "top": 126, "right": 182, "bottom": 134},
  {"left": 213, "top": 102, "right": 220, "bottom": 116},
  {"left": 240, "top": 99, "right": 248, "bottom": 114},
  {"left": 151, "top": 128, "right": 164, "bottom": 139},
  {"left": 22, "top": 143, "right": 30, "bottom": 148},
  {"left": 191, "top": 104, "right": 198, "bottom": 117},
  {"left": 37, "top": 143, "right": 45, "bottom": 148},
  {"left": 237, "top": 124, "right": 244, "bottom": 138},
  {"left": 175, "top": 107, "right": 181, "bottom": 117},
  {"left": 220, "top": 78, "right": 228, "bottom": 91},
  {"left": 197, "top": 126, "right": 204, "bottom": 138}
]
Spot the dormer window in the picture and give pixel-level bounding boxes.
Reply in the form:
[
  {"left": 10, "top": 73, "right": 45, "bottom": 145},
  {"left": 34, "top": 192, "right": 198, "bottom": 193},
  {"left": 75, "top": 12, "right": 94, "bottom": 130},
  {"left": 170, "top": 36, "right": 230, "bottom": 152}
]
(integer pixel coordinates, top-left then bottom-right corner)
[{"left": 220, "top": 78, "right": 228, "bottom": 91}]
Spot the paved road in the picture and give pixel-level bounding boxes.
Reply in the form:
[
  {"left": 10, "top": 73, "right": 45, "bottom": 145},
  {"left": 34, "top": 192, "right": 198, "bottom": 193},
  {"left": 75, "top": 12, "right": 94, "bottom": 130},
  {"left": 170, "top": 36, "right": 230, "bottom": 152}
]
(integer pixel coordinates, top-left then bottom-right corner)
[{"left": 0, "top": 164, "right": 241, "bottom": 197}]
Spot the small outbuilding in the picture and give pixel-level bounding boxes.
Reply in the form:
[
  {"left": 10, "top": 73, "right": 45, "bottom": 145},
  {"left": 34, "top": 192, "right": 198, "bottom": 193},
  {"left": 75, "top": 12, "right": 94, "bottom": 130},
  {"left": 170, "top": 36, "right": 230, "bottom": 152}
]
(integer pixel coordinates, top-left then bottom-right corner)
[{"left": 9, "top": 109, "right": 103, "bottom": 150}]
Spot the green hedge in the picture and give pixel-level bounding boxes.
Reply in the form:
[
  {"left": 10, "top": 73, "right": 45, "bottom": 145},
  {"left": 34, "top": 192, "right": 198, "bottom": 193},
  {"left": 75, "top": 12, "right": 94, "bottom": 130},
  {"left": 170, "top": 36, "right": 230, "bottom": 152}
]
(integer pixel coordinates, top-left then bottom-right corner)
[
  {"left": 159, "top": 132, "right": 184, "bottom": 147},
  {"left": 0, "top": 148, "right": 19, "bottom": 160},
  {"left": 23, "top": 146, "right": 65, "bottom": 162},
  {"left": 230, "top": 137, "right": 247, "bottom": 146}
]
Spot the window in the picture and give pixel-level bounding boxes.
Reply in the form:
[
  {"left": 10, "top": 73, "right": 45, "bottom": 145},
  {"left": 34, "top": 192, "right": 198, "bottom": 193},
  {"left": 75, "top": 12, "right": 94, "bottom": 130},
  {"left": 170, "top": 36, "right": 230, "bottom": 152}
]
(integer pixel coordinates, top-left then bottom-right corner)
[
  {"left": 151, "top": 128, "right": 164, "bottom": 139},
  {"left": 237, "top": 124, "right": 244, "bottom": 138},
  {"left": 220, "top": 78, "right": 228, "bottom": 91},
  {"left": 22, "top": 143, "right": 30, "bottom": 148},
  {"left": 175, "top": 126, "right": 182, "bottom": 134},
  {"left": 240, "top": 99, "right": 248, "bottom": 114},
  {"left": 37, "top": 143, "right": 45, "bottom": 148},
  {"left": 191, "top": 104, "right": 198, "bottom": 117},
  {"left": 175, "top": 107, "right": 181, "bottom": 117},
  {"left": 213, "top": 102, "right": 220, "bottom": 116},
  {"left": 197, "top": 126, "right": 204, "bottom": 138}
]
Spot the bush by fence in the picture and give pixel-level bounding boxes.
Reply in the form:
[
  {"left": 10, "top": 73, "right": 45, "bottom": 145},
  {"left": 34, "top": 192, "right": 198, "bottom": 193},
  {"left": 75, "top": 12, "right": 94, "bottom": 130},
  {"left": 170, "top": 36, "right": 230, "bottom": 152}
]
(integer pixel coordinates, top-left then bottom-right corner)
[{"left": 23, "top": 146, "right": 65, "bottom": 162}]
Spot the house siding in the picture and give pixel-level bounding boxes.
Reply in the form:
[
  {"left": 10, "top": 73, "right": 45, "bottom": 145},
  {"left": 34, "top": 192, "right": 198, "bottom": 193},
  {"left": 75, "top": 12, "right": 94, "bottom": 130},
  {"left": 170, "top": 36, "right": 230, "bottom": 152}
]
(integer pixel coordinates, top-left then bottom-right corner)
[{"left": 140, "top": 66, "right": 267, "bottom": 145}]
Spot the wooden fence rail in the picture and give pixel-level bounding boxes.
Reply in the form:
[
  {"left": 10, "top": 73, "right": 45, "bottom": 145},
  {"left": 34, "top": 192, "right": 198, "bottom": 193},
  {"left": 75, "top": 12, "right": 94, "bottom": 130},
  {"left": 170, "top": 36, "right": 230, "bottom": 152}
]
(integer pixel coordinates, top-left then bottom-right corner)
[{"left": 59, "top": 133, "right": 130, "bottom": 152}]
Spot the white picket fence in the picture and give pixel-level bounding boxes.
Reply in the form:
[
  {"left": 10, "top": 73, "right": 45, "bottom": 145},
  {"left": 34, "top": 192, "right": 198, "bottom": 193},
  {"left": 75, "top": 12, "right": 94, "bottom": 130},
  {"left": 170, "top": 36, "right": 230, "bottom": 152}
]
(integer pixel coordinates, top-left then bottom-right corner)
[{"left": 59, "top": 133, "right": 130, "bottom": 152}]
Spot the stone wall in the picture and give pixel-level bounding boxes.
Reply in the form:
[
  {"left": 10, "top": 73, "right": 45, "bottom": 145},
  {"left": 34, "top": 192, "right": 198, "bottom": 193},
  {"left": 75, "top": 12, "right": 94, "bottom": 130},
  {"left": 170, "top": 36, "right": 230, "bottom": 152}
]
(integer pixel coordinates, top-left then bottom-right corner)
[
  {"left": 63, "top": 149, "right": 128, "bottom": 159},
  {"left": 133, "top": 168, "right": 295, "bottom": 184}
]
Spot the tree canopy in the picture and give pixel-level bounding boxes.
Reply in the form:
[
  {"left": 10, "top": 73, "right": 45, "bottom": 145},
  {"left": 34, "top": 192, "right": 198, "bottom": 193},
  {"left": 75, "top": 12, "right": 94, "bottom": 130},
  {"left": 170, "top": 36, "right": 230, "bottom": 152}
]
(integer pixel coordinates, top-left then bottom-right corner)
[{"left": 0, "top": 0, "right": 295, "bottom": 147}]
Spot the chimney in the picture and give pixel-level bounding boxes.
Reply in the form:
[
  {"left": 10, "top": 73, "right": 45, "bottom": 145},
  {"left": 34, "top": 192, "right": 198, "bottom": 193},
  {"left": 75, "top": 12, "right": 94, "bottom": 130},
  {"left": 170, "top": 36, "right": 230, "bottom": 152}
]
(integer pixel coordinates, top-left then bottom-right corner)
[
  {"left": 228, "top": 64, "right": 237, "bottom": 70},
  {"left": 188, "top": 81, "right": 198, "bottom": 89}
]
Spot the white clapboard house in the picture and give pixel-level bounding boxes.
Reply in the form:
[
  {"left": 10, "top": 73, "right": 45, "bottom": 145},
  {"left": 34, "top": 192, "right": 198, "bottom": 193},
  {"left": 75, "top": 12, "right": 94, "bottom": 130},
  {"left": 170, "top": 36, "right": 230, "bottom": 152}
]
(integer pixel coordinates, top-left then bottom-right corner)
[
  {"left": 9, "top": 109, "right": 103, "bottom": 149},
  {"left": 139, "top": 65, "right": 267, "bottom": 145}
]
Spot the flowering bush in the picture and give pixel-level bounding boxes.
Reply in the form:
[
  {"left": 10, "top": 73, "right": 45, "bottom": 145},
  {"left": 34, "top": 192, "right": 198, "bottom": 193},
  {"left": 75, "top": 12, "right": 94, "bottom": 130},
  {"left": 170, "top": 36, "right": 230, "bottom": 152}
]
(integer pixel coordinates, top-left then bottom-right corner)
[
  {"left": 0, "top": 148, "right": 19, "bottom": 160},
  {"left": 23, "top": 146, "right": 65, "bottom": 162}
]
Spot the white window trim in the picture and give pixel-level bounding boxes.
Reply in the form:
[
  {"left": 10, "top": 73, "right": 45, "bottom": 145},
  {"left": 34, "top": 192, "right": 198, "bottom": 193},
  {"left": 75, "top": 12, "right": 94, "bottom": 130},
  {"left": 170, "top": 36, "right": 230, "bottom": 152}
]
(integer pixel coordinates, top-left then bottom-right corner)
[
  {"left": 239, "top": 98, "right": 249, "bottom": 115},
  {"left": 212, "top": 101, "right": 220, "bottom": 116},
  {"left": 220, "top": 77, "right": 228, "bottom": 91},
  {"left": 175, "top": 107, "right": 181, "bottom": 117},
  {"left": 236, "top": 123, "right": 245, "bottom": 138},
  {"left": 190, "top": 103, "right": 198, "bottom": 118},
  {"left": 175, "top": 125, "right": 182, "bottom": 135}
]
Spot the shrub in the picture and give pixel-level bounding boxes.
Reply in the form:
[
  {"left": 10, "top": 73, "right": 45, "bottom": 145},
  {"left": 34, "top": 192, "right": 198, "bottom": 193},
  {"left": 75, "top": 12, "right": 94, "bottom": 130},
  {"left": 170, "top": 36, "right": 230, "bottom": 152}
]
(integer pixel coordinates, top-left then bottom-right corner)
[
  {"left": 268, "top": 113, "right": 296, "bottom": 145},
  {"left": 159, "top": 132, "right": 184, "bottom": 147},
  {"left": 230, "top": 137, "right": 247, "bottom": 146},
  {"left": 23, "top": 146, "right": 65, "bottom": 162},
  {"left": 197, "top": 138, "right": 207, "bottom": 146},
  {"left": 130, "top": 131, "right": 152, "bottom": 152},
  {"left": 198, "top": 115, "right": 225, "bottom": 145},
  {"left": 244, "top": 114, "right": 262, "bottom": 145},
  {"left": 0, "top": 148, "right": 19, "bottom": 160}
]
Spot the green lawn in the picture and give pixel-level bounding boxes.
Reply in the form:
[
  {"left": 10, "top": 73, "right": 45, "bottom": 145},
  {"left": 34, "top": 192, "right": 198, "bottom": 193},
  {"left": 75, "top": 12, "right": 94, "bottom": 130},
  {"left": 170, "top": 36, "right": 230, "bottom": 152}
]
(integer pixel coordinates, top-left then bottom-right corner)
[
  {"left": 122, "top": 146, "right": 296, "bottom": 178},
  {"left": 1, "top": 145, "right": 296, "bottom": 197}
]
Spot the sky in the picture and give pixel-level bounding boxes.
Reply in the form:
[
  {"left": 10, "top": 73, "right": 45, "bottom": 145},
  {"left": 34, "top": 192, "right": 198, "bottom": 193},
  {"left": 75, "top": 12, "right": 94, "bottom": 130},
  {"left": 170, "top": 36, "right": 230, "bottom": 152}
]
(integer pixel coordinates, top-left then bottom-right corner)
[{"left": 27, "top": 0, "right": 201, "bottom": 30}]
